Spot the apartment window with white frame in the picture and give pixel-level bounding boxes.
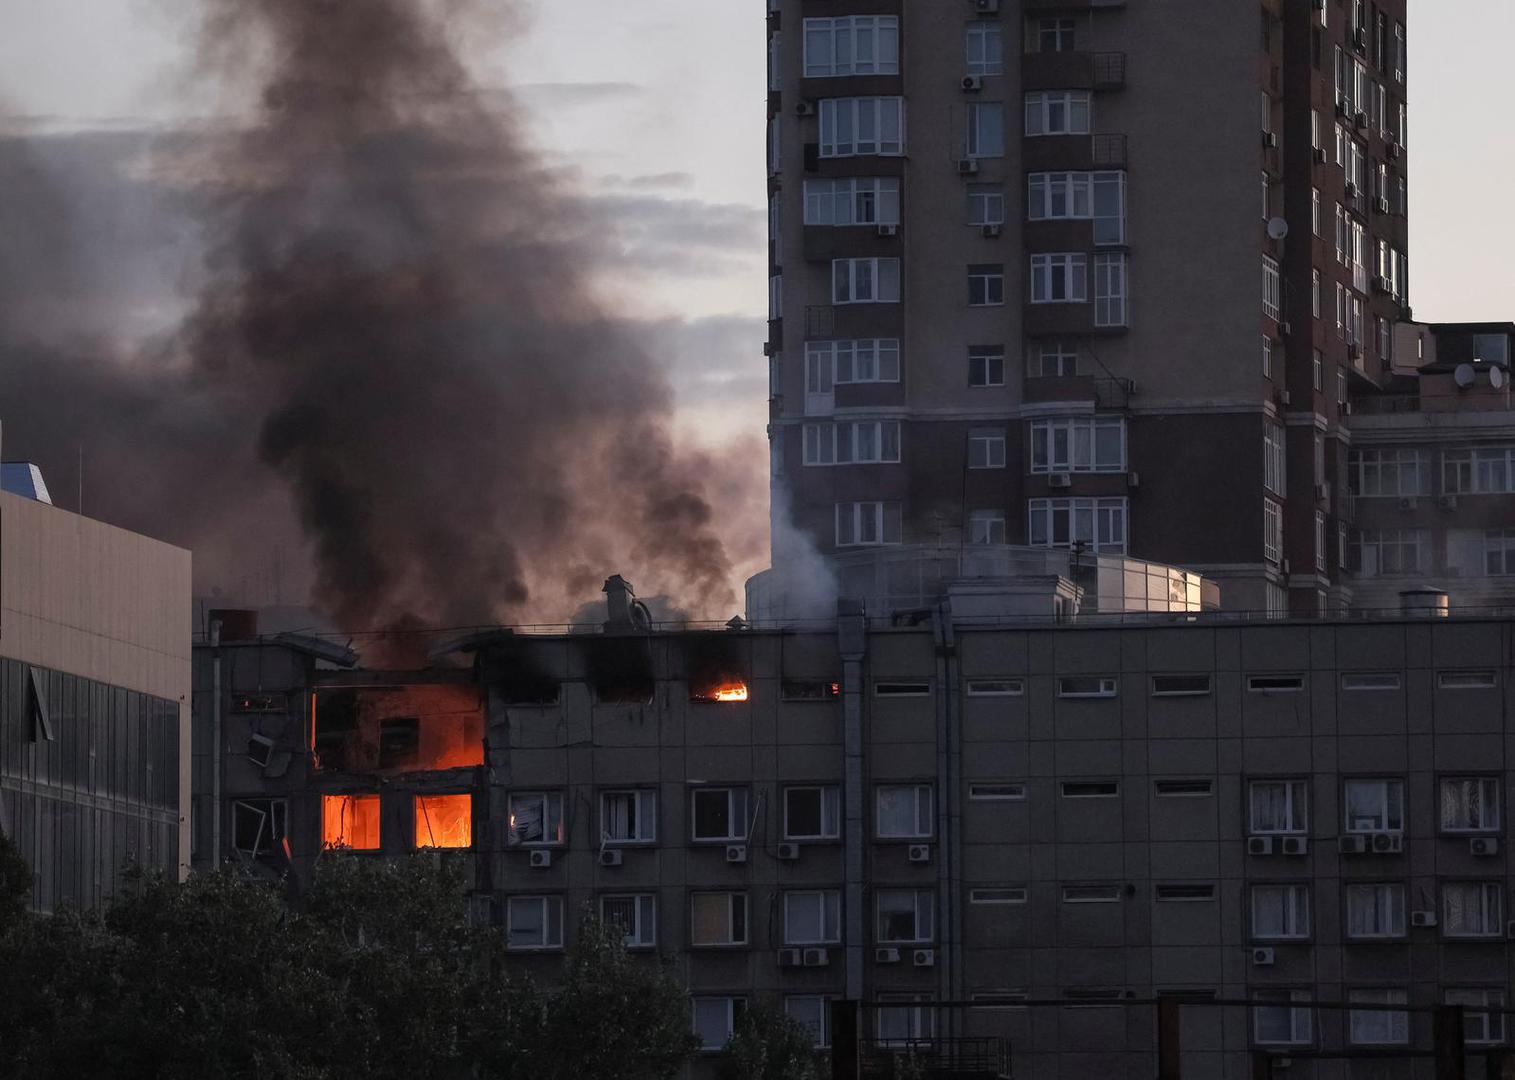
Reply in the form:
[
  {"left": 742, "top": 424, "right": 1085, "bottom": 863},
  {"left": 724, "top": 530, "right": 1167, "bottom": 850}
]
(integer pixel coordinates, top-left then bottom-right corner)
[
  {"left": 1346, "top": 883, "right": 1405, "bottom": 939},
  {"left": 806, "top": 339, "right": 901, "bottom": 386},
  {"left": 601, "top": 893, "right": 656, "bottom": 949},
  {"left": 818, "top": 97, "right": 905, "bottom": 158},
  {"left": 967, "top": 184, "right": 1005, "bottom": 226},
  {"left": 1030, "top": 253, "right": 1087, "bottom": 303},
  {"left": 508, "top": 792, "right": 564, "bottom": 846},
  {"left": 1348, "top": 529, "right": 1426, "bottom": 577},
  {"left": 784, "top": 785, "right": 841, "bottom": 841},
  {"left": 1311, "top": 269, "right": 1321, "bottom": 318},
  {"left": 803, "top": 177, "right": 901, "bottom": 226},
  {"left": 1344, "top": 779, "right": 1403, "bottom": 833},
  {"left": 1262, "top": 336, "right": 1273, "bottom": 381},
  {"left": 966, "top": 102, "right": 1005, "bottom": 159},
  {"left": 1254, "top": 991, "right": 1313, "bottom": 1047},
  {"left": 600, "top": 790, "right": 656, "bottom": 845},
  {"left": 876, "top": 784, "right": 933, "bottom": 839},
  {"left": 1315, "top": 512, "right": 1327, "bottom": 573},
  {"left": 835, "top": 501, "right": 902, "bottom": 546},
  {"left": 1443, "top": 882, "right": 1503, "bottom": 938},
  {"left": 768, "top": 115, "right": 781, "bottom": 176},
  {"left": 968, "top": 265, "right": 1005, "bottom": 307},
  {"left": 968, "top": 510, "right": 1007, "bottom": 546},
  {"left": 507, "top": 895, "right": 565, "bottom": 951},
  {"left": 1263, "top": 425, "right": 1287, "bottom": 496},
  {"left": 803, "top": 420, "right": 902, "bottom": 466},
  {"left": 1025, "top": 91, "right": 1090, "bottom": 135},
  {"left": 1034, "top": 17, "right": 1076, "bottom": 53},
  {"left": 1447, "top": 990, "right": 1505, "bottom": 1046},
  {"left": 1250, "top": 779, "right": 1308, "bottom": 834},
  {"left": 832, "top": 258, "right": 901, "bottom": 304},
  {"left": 692, "top": 996, "right": 746, "bottom": 1051},
  {"left": 768, "top": 275, "right": 782, "bottom": 321},
  {"left": 968, "top": 347, "right": 1005, "bottom": 387},
  {"left": 691, "top": 892, "right": 749, "bottom": 946},
  {"left": 1348, "top": 989, "right": 1408, "bottom": 1046},
  {"left": 877, "top": 889, "right": 934, "bottom": 943},
  {"left": 1031, "top": 340, "right": 1079, "bottom": 378},
  {"left": 1263, "top": 256, "right": 1282, "bottom": 320},
  {"left": 1263, "top": 499, "right": 1282, "bottom": 565},
  {"left": 784, "top": 890, "right": 841, "bottom": 945},
  {"left": 1251, "top": 883, "right": 1310, "bottom": 940},
  {"left": 1312, "top": 188, "right": 1321, "bottom": 236},
  {"left": 786, "top": 996, "right": 832, "bottom": 1049},
  {"left": 1347, "top": 448, "right": 1427, "bottom": 497},
  {"left": 877, "top": 997, "right": 937, "bottom": 1046},
  {"left": 965, "top": 23, "right": 1003, "bottom": 76},
  {"left": 1440, "top": 778, "right": 1500, "bottom": 833},
  {"left": 967, "top": 429, "right": 1007, "bottom": 470},
  {"left": 691, "top": 787, "right": 751, "bottom": 842},
  {"left": 1030, "top": 416, "right": 1125, "bottom": 474},
  {"left": 1093, "top": 253, "right": 1127, "bottom": 327},
  {"left": 803, "top": 16, "right": 899, "bottom": 78},
  {"left": 1028, "top": 498, "right": 1127, "bottom": 554},
  {"left": 1027, "top": 172, "right": 1125, "bottom": 244},
  {"left": 1443, "top": 448, "right": 1515, "bottom": 495}
]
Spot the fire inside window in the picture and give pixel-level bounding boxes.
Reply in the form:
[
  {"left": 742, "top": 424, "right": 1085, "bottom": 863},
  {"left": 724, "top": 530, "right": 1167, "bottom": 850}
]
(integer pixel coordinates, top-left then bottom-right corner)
[
  {"left": 414, "top": 793, "right": 472, "bottom": 849},
  {"left": 323, "top": 793, "right": 381, "bottom": 851},
  {"left": 690, "top": 678, "right": 751, "bottom": 703}
]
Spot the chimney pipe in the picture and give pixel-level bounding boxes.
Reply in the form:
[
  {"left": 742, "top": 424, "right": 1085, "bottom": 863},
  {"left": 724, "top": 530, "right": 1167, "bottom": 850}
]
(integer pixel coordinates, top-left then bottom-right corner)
[{"left": 602, "top": 575, "right": 650, "bottom": 631}]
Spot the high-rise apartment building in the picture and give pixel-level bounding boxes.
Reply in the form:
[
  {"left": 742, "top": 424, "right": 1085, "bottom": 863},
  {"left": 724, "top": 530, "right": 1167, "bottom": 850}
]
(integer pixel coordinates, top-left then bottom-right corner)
[{"left": 764, "top": 0, "right": 1410, "bottom": 617}]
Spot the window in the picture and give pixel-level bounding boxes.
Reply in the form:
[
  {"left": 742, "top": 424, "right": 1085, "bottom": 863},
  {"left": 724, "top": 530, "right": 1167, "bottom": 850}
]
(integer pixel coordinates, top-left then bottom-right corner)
[
  {"left": 1062, "top": 885, "right": 1121, "bottom": 903},
  {"left": 1311, "top": 188, "right": 1321, "bottom": 236},
  {"left": 1250, "top": 780, "right": 1308, "bottom": 834},
  {"left": 1030, "top": 416, "right": 1126, "bottom": 474},
  {"left": 1438, "top": 670, "right": 1498, "bottom": 690},
  {"left": 1035, "top": 17, "right": 1076, "bottom": 52},
  {"left": 968, "top": 264, "right": 1005, "bottom": 306},
  {"left": 877, "top": 997, "right": 936, "bottom": 1045},
  {"left": 1440, "top": 778, "right": 1500, "bottom": 833},
  {"left": 965, "top": 102, "right": 1004, "bottom": 159},
  {"left": 786, "top": 996, "right": 832, "bottom": 1049},
  {"left": 601, "top": 893, "right": 656, "bottom": 949},
  {"left": 806, "top": 339, "right": 901, "bottom": 386},
  {"left": 1341, "top": 673, "right": 1400, "bottom": 691},
  {"left": 782, "top": 679, "right": 840, "bottom": 700},
  {"left": 1057, "top": 676, "right": 1118, "bottom": 699},
  {"left": 1392, "top": 22, "right": 1405, "bottom": 82},
  {"left": 1313, "top": 348, "right": 1323, "bottom": 391},
  {"left": 1263, "top": 424, "right": 1286, "bottom": 496},
  {"left": 1263, "top": 256, "right": 1281, "bottom": 320},
  {"left": 876, "top": 784, "right": 933, "bottom": 838},
  {"left": 966, "top": 679, "right": 1023, "bottom": 696},
  {"left": 601, "top": 790, "right": 656, "bottom": 845},
  {"left": 1346, "top": 883, "right": 1405, "bottom": 939},
  {"left": 803, "top": 17, "right": 899, "bottom": 77},
  {"left": 1262, "top": 336, "right": 1273, "bottom": 381},
  {"left": 1311, "top": 268, "right": 1321, "bottom": 319},
  {"left": 691, "top": 788, "right": 750, "bottom": 842},
  {"left": 232, "top": 798, "right": 288, "bottom": 859},
  {"left": 969, "top": 887, "right": 1028, "bottom": 904},
  {"left": 507, "top": 792, "right": 564, "bottom": 847},
  {"left": 768, "top": 115, "right": 781, "bottom": 176},
  {"left": 835, "top": 502, "right": 902, "bottom": 546},
  {"left": 1348, "top": 989, "right": 1408, "bottom": 1045},
  {"left": 1447, "top": 989, "right": 1505, "bottom": 1046},
  {"left": 1025, "top": 91, "right": 1090, "bottom": 136},
  {"left": 691, "top": 892, "right": 749, "bottom": 946},
  {"left": 1251, "top": 884, "right": 1310, "bottom": 939},
  {"left": 1155, "top": 884, "right": 1217, "bottom": 902},
  {"left": 1028, "top": 172, "right": 1090, "bottom": 219},
  {"left": 1061, "top": 781, "right": 1119, "bottom": 798},
  {"left": 803, "top": 420, "right": 902, "bottom": 465},
  {"left": 1254, "top": 991, "right": 1312, "bottom": 1046},
  {"left": 506, "top": 896, "right": 564, "bottom": 951},
  {"left": 1153, "top": 674, "right": 1217, "bottom": 698},
  {"left": 1093, "top": 253, "right": 1128, "bottom": 327},
  {"left": 1444, "top": 882, "right": 1503, "bottom": 938},
  {"left": 769, "top": 275, "right": 782, "bottom": 321},
  {"left": 1348, "top": 529, "right": 1426, "bottom": 577},
  {"left": 1344, "top": 779, "right": 1404, "bottom": 833},
  {"left": 1154, "top": 780, "right": 1214, "bottom": 797},
  {"left": 768, "top": 31, "right": 782, "bottom": 92},
  {"left": 967, "top": 430, "right": 1007, "bottom": 469},
  {"left": 819, "top": 97, "right": 905, "bottom": 158},
  {"left": 1347, "top": 448, "right": 1427, "bottom": 497},
  {"left": 693, "top": 997, "right": 745, "bottom": 1051},
  {"left": 832, "top": 257, "right": 901, "bottom": 304},
  {"left": 1029, "top": 253, "right": 1087, "bottom": 303},
  {"left": 969, "top": 783, "right": 1026, "bottom": 801},
  {"left": 965, "top": 23, "right": 1003, "bottom": 76},
  {"left": 785, "top": 786, "right": 841, "bottom": 840},
  {"left": 1028, "top": 498, "right": 1128, "bottom": 554},
  {"left": 967, "top": 184, "right": 1005, "bottom": 226},
  {"left": 1263, "top": 499, "right": 1282, "bottom": 564},
  {"left": 803, "top": 177, "right": 901, "bottom": 226},
  {"left": 784, "top": 891, "right": 841, "bottom": 944},
  {"left": 1031, "top": 340, "right": 1079, "bottom": 378},
  {"left": 968, "top": 347, "right": 1005, "bottom": 387},
  {"left": 414, "top": 794, "right": 472, "bottom": 849},
  {"left": 322, "top": 794, "right": 380, "bottom": 851},
  {"left": 1443, "top": 449, "right": 1515, "bottom": 495},
  {"left": 1473, "top": 333, "right": 1510, "bottom": 366},
  {"left": 875, "top": 681, "right": 930, "bottom": 696},
  {"left": 968, "top": 510, "right": 1007, "bottom": 546},
  {"left": 1314, "top": 512, "right": 1327, "bottom": 573},
  {"left": 877, "top": 889, "right": 934, "bottom": 942}
]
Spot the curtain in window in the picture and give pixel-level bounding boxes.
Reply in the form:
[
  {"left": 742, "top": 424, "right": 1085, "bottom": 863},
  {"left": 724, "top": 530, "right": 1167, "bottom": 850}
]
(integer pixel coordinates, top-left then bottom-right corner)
[
  {"left": 692, "top": 894, "right": 731, "bottom": 944},
  {"left": 1442, "top": 780, "right": 1486, "bottom": 830},
  {"left": 1253, "top": 889, "right": 1286, "bottom": 938},
  {"left": 510, "top": 798, "right": 544, "bottom": 844},
  {"left": 604, "top": 795, "right": 632, "bottom": 841}
]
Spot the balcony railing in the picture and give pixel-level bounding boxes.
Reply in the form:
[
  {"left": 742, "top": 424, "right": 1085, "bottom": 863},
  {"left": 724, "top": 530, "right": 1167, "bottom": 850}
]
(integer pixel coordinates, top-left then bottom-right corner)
[
  {"left": 861, "top": 1038, "right": 1011, "bottom": 1079},
  {"left": 1092, "top": 52, "right": 1126, "bottom": 89},
  {"left": 1091, "top": 133, "right": 1127, "bottom": 168}
]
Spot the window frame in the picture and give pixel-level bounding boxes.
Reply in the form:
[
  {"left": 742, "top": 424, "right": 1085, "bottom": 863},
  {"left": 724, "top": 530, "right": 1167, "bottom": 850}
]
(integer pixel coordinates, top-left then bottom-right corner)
[
  {"left": 1439, "top": 777, "right": 1501, "bottom": 834},
  {"left": 692, "top": 996, "right": 747, "bottom": 1052},
  {"left": 1024, "top": 90, "right": 1090, "bottom": 136},
  {"left": 875, "top": 783, "right": 934, "bottom": 839},
  {"left": 690, "top": 891, "right": 750, "bottom": 947},
  {"left": 690, "top": 787, "right": 751, "bottom": 844},
  {"left": 599, "top": 789, "right": 657, "bottom": 846},
  {"left": 1343, "top": 777, "right": 1405, "bottom": 834},
  {"left": 876, "top": 888, "right": 935, "bottom": 944},
  {"left": 1250, "top": 882, "right": 1312, "bottom": 941},
  {"left": 600, "top": 892, "right": 657, "bottom": 950},
  {"left": 1249, "top": 778, "right": 1309, "bottom": 835},
  {"left": 1344, "top": 882, "right": 1406, "bottom": 940},
  {"left": 506, "top": 894, "right": 565, "bottom": 952},
  {"left": 507, "top": 790, "right": 565, "bottom": 848},
  {"left": 1442, "top": 881, "right": 1504, "bottom": 939},
  {"left": 784, "top": 785, "right": 842, "bottom": 842},
  {"left": 802, "top": 15, "right": 900, "bottom": 78},
  {"left": 783, "top": 889, "right": 842, "bottom": 945}
]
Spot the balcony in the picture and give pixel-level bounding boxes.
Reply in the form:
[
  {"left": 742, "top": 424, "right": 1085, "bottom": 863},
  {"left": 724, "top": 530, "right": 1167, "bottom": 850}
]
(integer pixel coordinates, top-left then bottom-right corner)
[
  {"left": 1023, "top": 133, "right": 1127, "bottom": 172},
  {"left": 861, "top": 1038, "right": 1011, "bottom": 1080}
]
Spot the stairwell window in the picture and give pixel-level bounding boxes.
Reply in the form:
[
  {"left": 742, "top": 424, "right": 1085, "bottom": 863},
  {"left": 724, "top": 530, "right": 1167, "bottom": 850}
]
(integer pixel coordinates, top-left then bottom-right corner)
[
  {"left": 803, "top": 177, "right": 901, "bottom": 226},
  {"left": 1030, "top": 416, "right": 1125, "bottom": 473},
  {"left": 968, "top": 265, "right": 1005, "bottom": 307},
  {"left": 819, "top": 97, "right": 905, "bottom": 158},
  {"left": 965, "top": 23, "right": 1004, "bottom": 76},
  {"left": 1263, "top": 256, "right": 1282, "bottom": 320},
  {"left": 832, "top": 257, "right": 901, "bottom": 304},
  {"left": 1030, "top": 253, "right": 1087, "bottom": 304},
  {"left": 1025, "top": 91, "right": 1090, "bottom": 136},
  {"left": 966, "top": 102, "right": 1005, "bottom": 159},
  {"left": 1093, "top": 254, "right": 1128, "bottom": 327},
  {"left": 1028, "top": 498, "right": 1127, "bottom": 554},
  {"left": 968, "top": 347, "right": 1005, "bottom": 387},
  {"left": 835, "top": 502, "right": 902, "bottom": 546},
  {"left": 803, "top": 16, "right": 899, "bottom": 77},
  {"left": 968, "top": 510, "right": 1007, "bottom": 545},
  {"left": 968, "top": 430, "right": 1007, "bottom": 469}
]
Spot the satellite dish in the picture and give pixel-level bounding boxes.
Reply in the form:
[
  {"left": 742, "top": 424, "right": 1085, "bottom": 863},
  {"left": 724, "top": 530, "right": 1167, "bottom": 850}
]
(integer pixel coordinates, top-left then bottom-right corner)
[
  {"left": 1492, "top": 367, "right": 1506, "bottom": 390},
  {"left": 1266, "top": 217, "right": 1289, "bottom": 241},
  {"left": 1454, "top": 363, "right": 1476, "bottom": 389}
]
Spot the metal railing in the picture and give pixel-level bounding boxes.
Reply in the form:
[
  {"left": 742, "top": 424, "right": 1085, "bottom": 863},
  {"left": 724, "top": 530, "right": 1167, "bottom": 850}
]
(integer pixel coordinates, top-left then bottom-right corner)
[{"left": 861, "top": 1037, "right": 1010, "bottom": 1078}]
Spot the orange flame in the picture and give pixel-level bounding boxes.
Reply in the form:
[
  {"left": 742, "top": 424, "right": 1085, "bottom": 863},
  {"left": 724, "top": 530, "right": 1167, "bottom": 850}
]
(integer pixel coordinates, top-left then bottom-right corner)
[
  {"left": 414, "top": 793, "right": 472, "bottom": 849},
  {"left": 323, "top": 794, "right": 381, "bottom": 850},
  {"left": 710, "top": 683, "right": 749, "bottom": 702}
]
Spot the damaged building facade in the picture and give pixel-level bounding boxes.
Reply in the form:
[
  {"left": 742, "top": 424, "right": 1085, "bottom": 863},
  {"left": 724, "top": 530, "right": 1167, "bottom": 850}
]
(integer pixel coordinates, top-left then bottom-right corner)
[{"left": 195, "top": 574, "right": 1515, "bottom": 1077}]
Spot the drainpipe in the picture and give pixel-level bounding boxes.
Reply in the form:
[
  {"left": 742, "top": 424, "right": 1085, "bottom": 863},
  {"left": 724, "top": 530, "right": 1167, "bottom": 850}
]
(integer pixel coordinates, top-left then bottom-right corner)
[
  {"left": 932, "top": 601, "right": 961, "bottom": 1034},
  {"left": 210, "top": 618, "right": 223, "bottom": 867},
  {"left": 838, "top": 599, "right": 867, "bottom": 1001}
]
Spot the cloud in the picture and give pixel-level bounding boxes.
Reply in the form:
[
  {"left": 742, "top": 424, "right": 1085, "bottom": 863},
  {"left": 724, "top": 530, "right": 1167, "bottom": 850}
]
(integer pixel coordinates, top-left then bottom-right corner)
[
  {"left": 584, "top": 192, "right": 764, "bottom": 278},
  {"left": 508, "top": 81, "right": 643, "bottom": 106},
  {"left": 600, "top": 171, "right": 696, "bottom": 191}
]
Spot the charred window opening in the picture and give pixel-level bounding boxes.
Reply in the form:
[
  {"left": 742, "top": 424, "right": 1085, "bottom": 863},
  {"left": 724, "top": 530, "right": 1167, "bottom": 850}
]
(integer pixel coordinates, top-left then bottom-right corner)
[
  {"left": 781, "top": 680, "right": 841, "bottom": 701},
  {"left": 231, "top": 692, "right": 288, "bottom": 713},
  {"left": 322, "top": 793, "right": 381, "bottom": 850},
  {"left": 685, "top": 634, "right": 750, "bottom": 704},
  {"left": 232, "top": 798, "right": 288, "bottom": 860},
  {"left": 313, "top": 685, "right": 483, "bottom": 773},
  {"left": 414, "top": 793, "right": 472, "bottom": 849},
  {"left": 379, "top": 717, "right": 420, "bottom": 769},
  {"left": 493, "top": 646, "right": 561, "bottom": 705},
  {"left": 312, "top": 690, "right": 359, "bottom": 772},
  {"left": 588, "top": 637, "right": 656, "bottom": 705}
]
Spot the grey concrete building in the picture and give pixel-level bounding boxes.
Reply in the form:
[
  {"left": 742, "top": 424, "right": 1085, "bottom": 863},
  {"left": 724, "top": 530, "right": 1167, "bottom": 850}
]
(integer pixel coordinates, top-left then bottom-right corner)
[{"left": 0, "top": 463, "right": 192, "bottom": 908}]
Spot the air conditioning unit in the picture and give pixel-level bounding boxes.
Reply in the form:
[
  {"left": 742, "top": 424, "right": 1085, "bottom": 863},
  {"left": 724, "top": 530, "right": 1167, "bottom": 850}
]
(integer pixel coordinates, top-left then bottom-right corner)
[
  {"left": 726, "top": 844, "right": 749, "bottom": 864},
  {"left": 1354, "top": 110, "right": 1369, "bottom": 131},
  {"left": 877, "top": 224, "right": 899, "bottom": 237},
  {"left": 975, "top": 0, "right": 1000, "bottom": 13},
  {"left": 777, "top": 948, "right": 804, "bottom": 967},
  {"left": 777, "top": 842, "right": 801, "bottom": 861},
  {"left": 875, "top": 947, "right": 901, "bottom": 964},
  {"left": 1339, "top": 401, "right": 1353, "bottom": 417},
  {"left": 1248, "top": 836, "right": 1276, "bottom": 856},
  {"left": 1344, "top": 181, "right": 1360, "bottom": 198},
  {"left": 1276, "top": 389, "right": 1291, "bottom": 407},
  {"left": 1374, "top": 197, "right": 1390, "bottom": 214},
  {"left": 529, "top": 849, "right": 553, "bottom": 868},
  {"left": 961, "top": 75, "right": 983, "bottom": 92},
  {"left": 1410, "top": 911, "right": 1438, "bottom": 928},
  {"left": 1471, "top": 837, "right": 1499, "bottom": 857},
  {"left": 981, "top": 224, "right": 1002, "bottom": 239},
  {"left": 1371, "top": 832, "right": 1403, "bottom": 854},
  {"left": 1338, "top": 835, "right": 1368, "bottom": 855},
  {"left": 1397, "top": 496, "right": 1418, "bottom": 511},
  {"left": 1278, "top": 837, "right": 1307, "bottom": 856},
  {"left": 1262, "top": 131, "right": 1279, "bottom": 149},
  {"left": 599, "top": 849, "right": 623, "bottom": 867},
  {"left": 1334, "top": 99, "right": 1348, "bottom": 118},
  {"left": 1252, "top": 947, "right": 1276, "bottom": 967},
  {"left": 1315, "top": 483, "right": 1331, "bottom": 503},
  {"left": 1439, "top": 495, "right": 1458, "bottom": 511},
  {"left": 1372, "top": 275, "right": 1391, "bottom": 293},
  {"left": 957, "top": 159, "right": 980, "bottom": 176},
  {"left": 1388, "top": 141, "right": 1402, "bottom": 160},
  {"left": 908, "top": 844, "right": 932, "bottom": 863},
  {"left": 913, "top": 948, "right": 937, "bottom": 968},
  {"left": 1048, "top": 473, "right": 1072, "bottom": 489},
  {"left": 802, "top": 947, "right": 830, "bottom": 967},
  {"left": 1127, "top": 471, "right": 1140, "bottom": 489},
  {"left": 1312, "top": 147, "right": 1327, "bottom": 164},
  {"left": 795, "top": 100, "right": 815, "bottom": 118}
]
